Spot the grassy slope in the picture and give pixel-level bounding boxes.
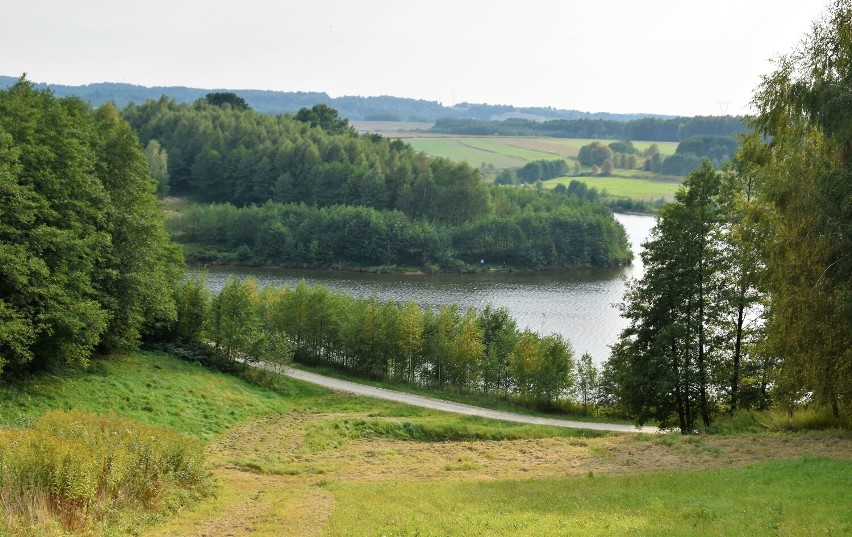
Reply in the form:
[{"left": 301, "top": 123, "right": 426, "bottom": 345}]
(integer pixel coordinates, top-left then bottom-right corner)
[
  {"left": 0, "top": 352, "right": 296, "bottom": 438},
  {"left": 3, "top": 353, "right": 850, "bottom": 536}
]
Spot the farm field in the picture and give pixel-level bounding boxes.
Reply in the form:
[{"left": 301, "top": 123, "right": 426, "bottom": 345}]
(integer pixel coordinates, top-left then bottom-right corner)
[
  {"left": 403, "top": 135, "right": 678, "bottom": 168},
  {"left": 405, "top": 137, "right": 540, "bottom": 169},
  {"left": 4, "top": 352, "right": 849, "bottom": 536},
  {"left": 546, "top": 174, "right": 683, "bottom": 200}
]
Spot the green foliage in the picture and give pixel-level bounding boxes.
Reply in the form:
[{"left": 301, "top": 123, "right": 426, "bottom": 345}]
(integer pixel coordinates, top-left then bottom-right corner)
[
  {"left": 203, "top": 91, "right": 250, "bottom": 110},
  {"left": 578, "top": 141, "right": 614, "bottom": 167},
  {"left": 676, "top": 135, "right": 739, "bottom": 167},
  {"left": 515, "top": 159, "right": 569, "bottom": 183},
  {"left": 126, "top": 98, "right": 632, "bottom": 270},
  {"left": 0, "top": 410, "right": 208, "bottom": 534},
  {"left": 170, "top": 192, "right": 632, "bottom": 270},
  {"left": 607, "top": 162, "right": 746, "bottom": 431},
  {"left": 125, "top": 98, "right": 494, "bottom": 224},
  {"left": 172, "top": 274, "right": 211, "bottom": 342},
  {"left": 744, "top": 0, "right": 852, "bottom": 420},
  {"left": 294, "top": 103, "right": 350, "bottom": 134},
  {"left": 145, "top": 139, "right": 170, "bottom": 197},
  {"left": 660, "top": 152, "right": 705, "bottom": 176},
  {"left": 431, "top": 115, "right": 747, "bottom": 141},
  {"left": 576, "top": 352, "right": 599, "bottom": 414},
  {"left": 608, "top": 140, "right": 636, "bottom": 154},
  {"left": 190, "top": 277, "right": 579, "bottom": 411},
  {"left": 209, "top": 277, "right": 261, "bottom": 361},
  {"left": 0, "top": 78, "right": 182, "bottom": 377}
]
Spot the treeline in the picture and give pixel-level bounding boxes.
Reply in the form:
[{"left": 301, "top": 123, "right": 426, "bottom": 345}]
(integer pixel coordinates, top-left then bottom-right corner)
[
  {"left": 431, "top": 116, "right": 746, "bottom": 142},
  {"left": 0, "top": 79, "right": 182, "bottom": 377},
  {"left": 176, "top": 277, "right": 585, "bottom": 410},
  {"left": 172, "top": 189, "right": 632, "bottom": 270},
  {"left": 660, "top": 135, "right": 740, "bottom": 176},
  {"left": 495, "top": 159, "right": 569, "bottom": 185},
  {"left": 124, "top": 98, "right": 492, "bottom": 223},
  {"left": 127, "top": 97, "right": 632, "bottom": 269},
  {"left": 0, "top": 76, "right": 671, "bottom": 122},
  {"left": 576, "top": 136, "right": 739, "bottom": 177},
  {"left": 603, "top": 1, "right": 852, "bottom": 430}
]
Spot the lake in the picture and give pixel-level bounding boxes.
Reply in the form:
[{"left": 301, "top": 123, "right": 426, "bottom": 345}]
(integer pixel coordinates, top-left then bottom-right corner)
[{"left": 193, "top": 213, "right": 656, "bottom": 366}]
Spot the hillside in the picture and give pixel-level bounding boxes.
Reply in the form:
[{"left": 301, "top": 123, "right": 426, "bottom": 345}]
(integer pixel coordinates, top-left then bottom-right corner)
[
  {"left": 0, "top": 75, "right": 672, "bottom": 122},
  {"left": 2, "top": 351, "right": 850, "bottom": 536}
]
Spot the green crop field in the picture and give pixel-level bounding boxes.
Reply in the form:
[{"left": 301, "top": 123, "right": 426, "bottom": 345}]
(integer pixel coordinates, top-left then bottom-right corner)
[
  {"left": 546, "top": 175, "right": 683, "bottom": 200},
  {"left": 406, "top": 137, "right": 563, "bottom": 168}
]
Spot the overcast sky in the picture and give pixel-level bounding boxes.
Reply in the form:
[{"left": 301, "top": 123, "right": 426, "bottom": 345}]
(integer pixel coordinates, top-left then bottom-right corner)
[{"left": 1, "top": 0, "right": 827, "bottom": 117}]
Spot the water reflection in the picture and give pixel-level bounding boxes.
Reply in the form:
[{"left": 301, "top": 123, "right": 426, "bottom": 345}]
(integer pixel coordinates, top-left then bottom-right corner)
[{"left": 194, "top": 213, "right": 656, "bottom": 366}]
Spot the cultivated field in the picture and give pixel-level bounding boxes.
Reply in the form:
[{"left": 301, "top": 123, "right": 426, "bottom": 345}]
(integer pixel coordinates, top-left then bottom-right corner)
[
  {"left": 546, "top": 174, "right": 683, "bottom": 200},
  {"left": 351, "top": 122, "right": 684, "bottom": 200}
]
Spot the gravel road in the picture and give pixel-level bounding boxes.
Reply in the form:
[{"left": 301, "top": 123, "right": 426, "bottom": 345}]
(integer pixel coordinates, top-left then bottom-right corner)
[{"left": 283, "top": 366, "right": 659, "bottom": 434}]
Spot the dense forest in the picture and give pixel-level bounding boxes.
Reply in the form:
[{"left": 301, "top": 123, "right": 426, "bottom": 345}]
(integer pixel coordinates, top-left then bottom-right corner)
[
  {"left": 125, "top": 97, "right": 631, "bottom": 270},
  {"left": 430, "top": 115, "right": 746, "bottom": 142},
  {"left": 0, "top": 79, "right": 182, "bottom": 376}
]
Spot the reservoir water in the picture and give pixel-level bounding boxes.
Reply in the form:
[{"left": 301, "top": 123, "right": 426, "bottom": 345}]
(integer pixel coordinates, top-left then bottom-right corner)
[{"left": 194, "top": 213, "right": 656, "bottom": 366}]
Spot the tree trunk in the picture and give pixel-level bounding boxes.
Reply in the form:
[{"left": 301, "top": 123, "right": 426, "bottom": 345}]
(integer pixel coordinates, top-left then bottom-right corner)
[{"left": 730, "top": 291, "right": 746, "bottom": 412}]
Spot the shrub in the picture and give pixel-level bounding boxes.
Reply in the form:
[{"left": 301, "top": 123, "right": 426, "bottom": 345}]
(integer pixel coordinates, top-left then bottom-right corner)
[{"left": 0, "top": 410, "right": 208, "bottom": 533}]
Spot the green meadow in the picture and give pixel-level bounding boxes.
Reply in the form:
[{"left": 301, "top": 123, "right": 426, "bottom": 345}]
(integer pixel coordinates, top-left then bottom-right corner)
[
  {"left": 2, "top": 352, "right": 849, "bottom": 536},
  {"left": 405, "top": 136, "right": 678, "bottom": 168},
  {"left": 546, "top": 174, "right": 683, "bottom": 200},
  {"left": 404, "top": 135, "right": 683, "bottom": 200},
  {"left": 326, "top": 457, "right": 851, "bottom": 536}
]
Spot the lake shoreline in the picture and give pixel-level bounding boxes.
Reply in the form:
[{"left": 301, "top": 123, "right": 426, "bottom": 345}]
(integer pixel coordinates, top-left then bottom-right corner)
[{"left": 184, "top": 259, "right": 634, "bottom": 276}]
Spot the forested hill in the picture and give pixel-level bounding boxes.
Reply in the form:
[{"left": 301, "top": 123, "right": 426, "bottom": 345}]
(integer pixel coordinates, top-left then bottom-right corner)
[
  {"left": 127, "top": 97, "right": 632, "bottom": 270},
  {"left": 0, "top": 75, "right": 670, "bottom": 122},
  {"left": 430, "top": 116, "right": 747, "bottom": 142}
]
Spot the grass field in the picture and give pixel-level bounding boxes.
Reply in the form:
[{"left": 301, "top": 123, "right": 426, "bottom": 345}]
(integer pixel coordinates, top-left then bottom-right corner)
[
  {"left": 326, "top": 458, "right": 851, "bottom": 536},
  {"left": 546, "top": 174, "right": 683, "bottom": 200},
  {"left": 405, "top": 136, "right": 679, "bottom": 170},
  {"left": 3, "top": 353, "right": 850, "bottom": 536}
]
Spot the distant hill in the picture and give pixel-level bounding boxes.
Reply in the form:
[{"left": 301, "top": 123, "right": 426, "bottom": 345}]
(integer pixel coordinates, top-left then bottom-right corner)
[{"left": 0, "top": 75, "right": 673, "bottom": 122}]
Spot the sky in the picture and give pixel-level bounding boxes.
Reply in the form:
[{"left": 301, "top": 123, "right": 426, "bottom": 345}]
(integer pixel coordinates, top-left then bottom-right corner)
[{"left": 1, "top": 0, "right": 828, "bottom": 117}]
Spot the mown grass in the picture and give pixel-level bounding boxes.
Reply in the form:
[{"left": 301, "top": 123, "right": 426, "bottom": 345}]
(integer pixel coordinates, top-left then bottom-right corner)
[
  {"left": 458, "top": 138, "right": 567, "bottom": 162},
  {"left": 546, "top": 174, "right": 682, "bottom": 199},
  {"left": 324, "top": 456, "right": 851, "bottom": 536},
  {"left": 5, "top": 351, "right": 849, "bottom": 536},
  {"left": 407, "top": 138, "right": 530, "bottom": 168}
]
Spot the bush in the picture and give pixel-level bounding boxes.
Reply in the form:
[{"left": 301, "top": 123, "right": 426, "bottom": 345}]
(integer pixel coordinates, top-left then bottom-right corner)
[{"left": 0, "top": 410, "right": 208, "bottom": 534}]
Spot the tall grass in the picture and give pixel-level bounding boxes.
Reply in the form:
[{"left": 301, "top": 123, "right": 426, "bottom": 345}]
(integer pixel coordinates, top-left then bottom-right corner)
[
  {"left": 704, "top": 407, "right": 851, "bottom": 434},
  {"left": 0, "top": 410, "right": 208, "bottom": 535}
]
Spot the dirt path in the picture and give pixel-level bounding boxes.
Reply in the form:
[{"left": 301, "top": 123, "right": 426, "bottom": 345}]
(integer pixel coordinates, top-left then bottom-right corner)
[{"left": 281, "top": 366, "right": 659, "bottom": 434}]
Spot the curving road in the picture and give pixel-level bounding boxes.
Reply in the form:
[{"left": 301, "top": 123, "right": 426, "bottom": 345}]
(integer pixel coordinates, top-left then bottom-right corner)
[{"left": 282, "top": 366, "right": 660, "bottom": 434}]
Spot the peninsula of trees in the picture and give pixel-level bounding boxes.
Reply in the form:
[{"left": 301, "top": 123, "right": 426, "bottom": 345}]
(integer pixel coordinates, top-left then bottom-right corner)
[{"left": 125, "top": 98, "right": 632, "bottom": 270}]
